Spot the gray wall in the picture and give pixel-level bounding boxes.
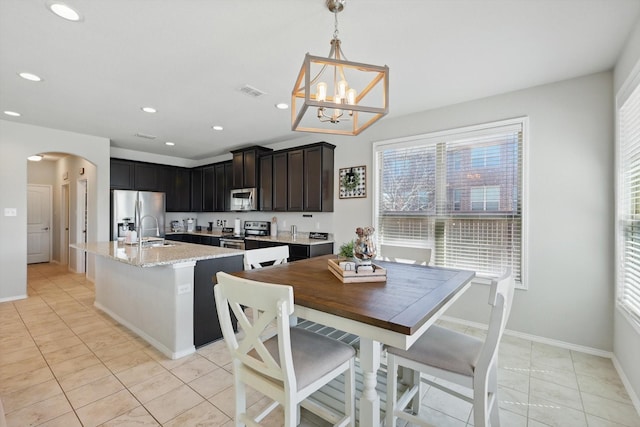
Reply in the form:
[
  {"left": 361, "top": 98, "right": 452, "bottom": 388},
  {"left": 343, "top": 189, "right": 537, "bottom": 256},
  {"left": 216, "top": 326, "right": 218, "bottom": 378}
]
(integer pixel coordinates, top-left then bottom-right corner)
[{"left": 0, "top": 120, "right": 110, "bottom": 301}]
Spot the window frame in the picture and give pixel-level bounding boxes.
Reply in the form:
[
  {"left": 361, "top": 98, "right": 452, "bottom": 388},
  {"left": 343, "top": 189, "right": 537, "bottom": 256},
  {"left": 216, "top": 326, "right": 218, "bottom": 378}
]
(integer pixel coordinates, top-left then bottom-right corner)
[
  {"left": 616, "top": 60, "right": 640, "bottom": 331},
  {"left": 372, "top": 117, "right": 529, "bottom": 289}
]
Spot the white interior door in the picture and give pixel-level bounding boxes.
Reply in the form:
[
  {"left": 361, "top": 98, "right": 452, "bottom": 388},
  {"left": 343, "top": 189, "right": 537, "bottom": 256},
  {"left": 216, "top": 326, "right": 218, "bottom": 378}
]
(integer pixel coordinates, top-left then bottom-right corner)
[
  {"left": 62, "top": 184, "right": 70, "bottom": 266},
  {"left": 27, "top": 184, "right": 52, "bottom": 264}
]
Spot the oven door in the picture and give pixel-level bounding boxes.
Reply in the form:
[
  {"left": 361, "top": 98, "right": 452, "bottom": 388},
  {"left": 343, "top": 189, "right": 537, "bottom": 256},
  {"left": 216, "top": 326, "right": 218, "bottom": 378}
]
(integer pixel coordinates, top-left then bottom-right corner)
[{"left": 220, "top": 238, "right": 245, "bottom": 250}]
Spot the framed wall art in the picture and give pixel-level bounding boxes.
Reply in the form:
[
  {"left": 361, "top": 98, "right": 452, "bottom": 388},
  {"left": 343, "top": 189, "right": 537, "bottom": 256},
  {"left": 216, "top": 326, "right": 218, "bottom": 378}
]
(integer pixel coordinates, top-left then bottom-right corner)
[{"left": 339, "top": 165, "right": 367, "bottom": 199}]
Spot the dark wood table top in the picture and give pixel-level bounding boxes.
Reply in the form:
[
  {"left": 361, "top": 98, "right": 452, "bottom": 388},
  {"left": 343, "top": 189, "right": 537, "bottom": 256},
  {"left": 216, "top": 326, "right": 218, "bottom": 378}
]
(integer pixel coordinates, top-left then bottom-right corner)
[{"left": 232, "top": 254, "right": 475, "bottom": 335}]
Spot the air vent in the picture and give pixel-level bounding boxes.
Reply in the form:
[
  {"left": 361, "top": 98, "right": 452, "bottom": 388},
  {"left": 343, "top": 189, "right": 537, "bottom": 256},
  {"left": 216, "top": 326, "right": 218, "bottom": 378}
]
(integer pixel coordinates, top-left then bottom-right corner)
[
  {"left": 134, "top": 132, "right": 157, "bottom": 140},
  {"left": 238, "top": 84, "right": 266, "bottom": 98}
]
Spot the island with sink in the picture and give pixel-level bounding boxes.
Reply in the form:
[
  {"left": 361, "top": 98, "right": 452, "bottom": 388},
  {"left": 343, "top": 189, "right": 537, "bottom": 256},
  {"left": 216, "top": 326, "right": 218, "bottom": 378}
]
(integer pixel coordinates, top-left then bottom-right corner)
[{"left": 71, "top": 240, "right": 244, "bottom": 359}]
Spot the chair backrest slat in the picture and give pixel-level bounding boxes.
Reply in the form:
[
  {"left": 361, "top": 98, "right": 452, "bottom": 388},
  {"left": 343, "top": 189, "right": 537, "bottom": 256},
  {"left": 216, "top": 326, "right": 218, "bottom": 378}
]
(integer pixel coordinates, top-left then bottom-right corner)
[
  {"left": 244, "top": 246, "right": 290, "bottom": 270},
  {"left": 215, "top": 272, "right": 296, "bottom": 387},
  {"left": 380, "top": 244, "right": 431, "bottom": 265},
  {"left": 476, "top": 269, "right": 515, "bottom": 371}
]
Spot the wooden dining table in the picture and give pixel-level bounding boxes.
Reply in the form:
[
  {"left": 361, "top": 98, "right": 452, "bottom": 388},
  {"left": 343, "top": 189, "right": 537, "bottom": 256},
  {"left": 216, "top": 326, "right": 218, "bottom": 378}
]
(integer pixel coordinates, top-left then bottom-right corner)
[{"left": 232, "top": 254, "right": 475, "bottom": 427}]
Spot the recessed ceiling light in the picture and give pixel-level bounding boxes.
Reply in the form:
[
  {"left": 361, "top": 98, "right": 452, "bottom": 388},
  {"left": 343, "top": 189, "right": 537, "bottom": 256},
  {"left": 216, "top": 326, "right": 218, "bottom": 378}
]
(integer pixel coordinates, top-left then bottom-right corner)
[
  {"left": 141, "top": 107, "right": 157, "bottom": 113},
  {"left": 165, "top": 141, "right": 175, "bottom": 146},
  {"left": 212, "top": 125, "right": 223, "bottom": 131},
  {"left": 47, "top": 2, "right": 82, "bottom": 21},
  {"left": 18, "top": 72, "right": 42, "bottom": 82},
  {"left": 28, "top": 155, "right": 43, "bottom": 162},
  {"left": 275, "top": 103, "right": 289, "bottom": 110},
  {"left": 4, "top": 111, "right": 21, "bottom": 117}
]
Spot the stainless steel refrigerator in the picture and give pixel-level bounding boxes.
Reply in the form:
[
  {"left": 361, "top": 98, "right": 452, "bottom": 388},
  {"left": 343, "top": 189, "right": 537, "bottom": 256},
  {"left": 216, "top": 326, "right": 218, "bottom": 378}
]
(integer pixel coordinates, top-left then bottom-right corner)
[{"left": 111, "top": 190, "right": 166, "bottom": 241}]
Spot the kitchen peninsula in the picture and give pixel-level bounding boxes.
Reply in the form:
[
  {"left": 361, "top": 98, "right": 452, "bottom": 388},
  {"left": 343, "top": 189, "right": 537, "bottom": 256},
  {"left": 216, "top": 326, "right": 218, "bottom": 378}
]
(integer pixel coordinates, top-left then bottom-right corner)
[{"left": 71, "top": 241, "right": 244, "bottom": 359}]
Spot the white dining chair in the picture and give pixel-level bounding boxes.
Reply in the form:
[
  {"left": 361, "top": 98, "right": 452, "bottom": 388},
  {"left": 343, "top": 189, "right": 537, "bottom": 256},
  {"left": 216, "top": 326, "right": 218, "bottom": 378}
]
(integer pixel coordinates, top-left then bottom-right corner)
[
  {"left": 380, "top": 244, "right": 431, "bottom": 265},
  {"left": 215, "top": 272, "right": 356, "bottom": 427},
  {"left": 385, "top": 269, "right": 514, "bottom": 427},
  {"left": 243, "top": 245, "right": 290, "bottom": 270}
]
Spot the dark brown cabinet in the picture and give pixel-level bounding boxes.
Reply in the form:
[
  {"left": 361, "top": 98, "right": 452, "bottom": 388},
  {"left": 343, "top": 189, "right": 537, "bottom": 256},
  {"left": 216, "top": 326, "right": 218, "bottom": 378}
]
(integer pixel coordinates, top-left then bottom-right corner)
[
  {"left": 304, "top": 144, "right": 334, "bottom": 212},
  {"left": 273, "top": 152, "right": 288, "bottom": 211},
  {"left": 287, "top": 149, "right": 304, "bottom": 211},
  {"left": 259, "top": 155, "right": 273, "bottom": 211},
  {"left": 231, "top": 146, "right": 272, "bottom": 189},
  {"left": 134, "top": 163, "right": 161, "bottom": 191},
  {"left": 165, "top": 166, "right": 191, "bottom": 212},
  {"left": 110, "top": 159, "right": 134, "bottom": 189},
  {"left": 244, "top": 239, "right": 334, "bottom": 262},
  {"left": 190, "top": 168, "right": 204, "bottom": 212},
  {"left": 214, "top": 161, "right": 233, "bottom": 212},
  {"left": 203, "top": 166, "right": 215, "bottom": 212}
]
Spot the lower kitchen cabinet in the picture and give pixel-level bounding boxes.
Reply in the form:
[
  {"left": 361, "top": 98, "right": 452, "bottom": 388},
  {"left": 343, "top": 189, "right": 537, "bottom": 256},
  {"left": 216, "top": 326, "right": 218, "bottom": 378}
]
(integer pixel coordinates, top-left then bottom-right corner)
[
  {"left": 244, "top": 240, "right": 334, "bottom": 262},
  {"left": 193, "top": 255, "right": 242, "bottom": 347},
  {"left": 165, "top": 234, "right": 220, "bottom": 246}
]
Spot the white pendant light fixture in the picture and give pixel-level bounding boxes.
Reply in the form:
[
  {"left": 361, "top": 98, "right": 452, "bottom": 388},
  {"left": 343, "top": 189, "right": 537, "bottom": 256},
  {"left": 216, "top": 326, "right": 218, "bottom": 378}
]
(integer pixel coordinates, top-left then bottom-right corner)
[{"left": 291, "top": 0, "right": 389, "bottom": 136}]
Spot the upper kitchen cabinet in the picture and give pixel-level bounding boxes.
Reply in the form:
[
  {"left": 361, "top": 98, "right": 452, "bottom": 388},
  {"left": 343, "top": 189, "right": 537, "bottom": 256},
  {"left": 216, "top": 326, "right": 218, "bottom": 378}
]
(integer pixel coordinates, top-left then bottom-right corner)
[
  {"left": 165, "top": 166, "right": 191, "bottom": 212},
  {"left": 134, "top": 162, "right": 162, "bottom": 191},
  {"left": 288, "top": 143, "right": 335, "bottom": 212},
  {"left": 110, "top": 159, "right": 134, "bottom": 189},
  {"left": 215, "top": 161, "right": 233, "bottom": 212},
  {"left": 259, "top": 154, "right": 273, "bottom": 211},
  {"left": 303, "top": 143, "right": 334, "bottom": 212},
  {"left": 260, "top": 143, "right": 334, "bottom": 212},
  {"left": 231, "top": 146, "right": 272, "bottom": 189},
  {"left": 287, "top": 149, "right": 304, "bottom": 211},
  {"left": 190, "top": 167, "right": 204, "bottom": 212},
  {"left": 202, "top": 166, "right": 215, "bottom": 212}
]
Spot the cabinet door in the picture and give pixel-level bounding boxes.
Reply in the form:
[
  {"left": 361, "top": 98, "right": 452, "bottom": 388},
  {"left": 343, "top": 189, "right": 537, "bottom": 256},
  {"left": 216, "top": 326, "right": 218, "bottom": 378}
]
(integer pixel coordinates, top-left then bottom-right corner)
[
  {"left": 304, "top": 145, "right": 334, "bottom": 212},
  {"left": 134, "top": 163, "right": 160, "bottom": 191},
  {"left": 287, "top": 150, "right": 304, "bottom": 211},
  {"left": 203, "top": 166, "right": 215, "bottom": 212},
  {"left": 243, "top": 150, "right": 257, "bottom": 188},
  {"left": 214, "top": 163, "right": 226, "bottom": 212},
  {"left": 110, "top": 159, "right": 134, "bottom": 189},
  {"left": 173, "top": 167, "right": 191, "bottom": 212},
  {"left": 232, "top": 152, "right": 244, "bottom": 189},
  {"left": 259, "top": 154, "right": 273, "bottom": 211},
  {"left": 191, "top": 168, "right": 204, "bottom": 212},
  {"left": 273, "top": 152, "right": 288, "bottom": 211},
  {"left": 304, "top": 146, "right": 323, "bottom": 211},
  {"left": 224, "top": 162, "right": 233, "bottom": 211}
]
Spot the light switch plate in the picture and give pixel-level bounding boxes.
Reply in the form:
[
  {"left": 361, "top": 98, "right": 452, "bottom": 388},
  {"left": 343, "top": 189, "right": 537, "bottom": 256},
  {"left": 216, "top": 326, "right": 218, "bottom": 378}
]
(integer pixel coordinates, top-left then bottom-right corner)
[
  {"left": 177, "top": 283, "right": 191, "bottom": 295},
  {"left": 4, "top": 208, "right": 17, "bottom": 216}
]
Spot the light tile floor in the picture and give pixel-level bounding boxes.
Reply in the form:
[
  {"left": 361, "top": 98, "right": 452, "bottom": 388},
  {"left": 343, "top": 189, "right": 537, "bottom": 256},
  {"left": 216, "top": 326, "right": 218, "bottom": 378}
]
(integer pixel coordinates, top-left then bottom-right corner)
[{"left": 0, "top": 263, "right": 638, "bottom": 427}]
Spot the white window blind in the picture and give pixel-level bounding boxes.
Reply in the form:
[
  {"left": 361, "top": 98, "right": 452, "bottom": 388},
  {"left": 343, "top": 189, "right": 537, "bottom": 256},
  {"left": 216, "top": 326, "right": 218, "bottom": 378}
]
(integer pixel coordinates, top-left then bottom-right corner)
[
  {"left": 618, "top": 78, "right": 640, "bottom": 325},
  {"left": 374, "top": 119, "right": 525, "bottom": 285}
]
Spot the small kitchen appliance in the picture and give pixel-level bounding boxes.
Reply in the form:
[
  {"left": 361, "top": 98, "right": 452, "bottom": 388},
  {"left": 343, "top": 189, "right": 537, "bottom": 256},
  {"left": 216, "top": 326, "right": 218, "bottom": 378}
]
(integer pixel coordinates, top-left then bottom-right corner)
[{"left": 185, "top": 218, "right": 196, "bottom": 232}]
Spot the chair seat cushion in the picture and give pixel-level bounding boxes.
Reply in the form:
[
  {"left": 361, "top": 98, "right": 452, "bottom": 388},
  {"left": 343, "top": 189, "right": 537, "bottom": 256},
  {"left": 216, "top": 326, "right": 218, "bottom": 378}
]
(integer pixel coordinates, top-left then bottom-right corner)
[
  {"left": 260, "top": 327, "right": 356, "bottom": 390},
  {"left": 387, "top": 325, "right": 483, "bottom": 376}
]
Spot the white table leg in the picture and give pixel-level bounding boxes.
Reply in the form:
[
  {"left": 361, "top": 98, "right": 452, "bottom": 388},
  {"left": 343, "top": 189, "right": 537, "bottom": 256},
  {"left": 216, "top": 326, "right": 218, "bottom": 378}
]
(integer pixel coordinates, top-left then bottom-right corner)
[{"left": 359, "top": 337, "right": 381, "bottom": 427}]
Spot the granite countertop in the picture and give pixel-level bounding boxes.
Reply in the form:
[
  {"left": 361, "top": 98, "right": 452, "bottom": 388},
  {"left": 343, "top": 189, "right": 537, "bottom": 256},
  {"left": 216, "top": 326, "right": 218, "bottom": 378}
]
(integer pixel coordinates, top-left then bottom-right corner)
[{"left": 71, "top": 241, "right": 243, "bottom": 268}]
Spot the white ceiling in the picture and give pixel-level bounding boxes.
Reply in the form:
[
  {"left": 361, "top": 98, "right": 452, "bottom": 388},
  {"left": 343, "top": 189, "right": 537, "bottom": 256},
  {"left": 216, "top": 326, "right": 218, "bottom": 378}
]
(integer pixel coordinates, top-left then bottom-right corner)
[{"left": 1, "top": 0, "right": 639, "bottom": 161}]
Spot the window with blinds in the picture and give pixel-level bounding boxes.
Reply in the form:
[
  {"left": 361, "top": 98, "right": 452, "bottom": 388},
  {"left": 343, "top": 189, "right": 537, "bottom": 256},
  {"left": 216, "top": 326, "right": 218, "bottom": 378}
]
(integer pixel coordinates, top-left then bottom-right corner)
[
  {"left": 617, "top": 75, "right": 640, "bottom": 326},
  {"left": 373, "top": 118, "right": 526, "bottom": 286}
]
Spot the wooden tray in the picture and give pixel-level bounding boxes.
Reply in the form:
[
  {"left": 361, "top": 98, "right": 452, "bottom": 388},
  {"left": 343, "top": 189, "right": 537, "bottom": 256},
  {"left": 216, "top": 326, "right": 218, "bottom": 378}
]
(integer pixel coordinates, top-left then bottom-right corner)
[{"left": 328, "top": 258, "right": 387, "bottom": 283}]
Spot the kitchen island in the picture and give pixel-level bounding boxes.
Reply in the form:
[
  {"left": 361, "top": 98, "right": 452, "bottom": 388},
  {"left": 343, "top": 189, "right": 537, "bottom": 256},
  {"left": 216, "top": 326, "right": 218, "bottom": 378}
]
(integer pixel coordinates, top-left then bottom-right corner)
[{"left": 71, "top": 241, "right": 244, "bottom": 359}]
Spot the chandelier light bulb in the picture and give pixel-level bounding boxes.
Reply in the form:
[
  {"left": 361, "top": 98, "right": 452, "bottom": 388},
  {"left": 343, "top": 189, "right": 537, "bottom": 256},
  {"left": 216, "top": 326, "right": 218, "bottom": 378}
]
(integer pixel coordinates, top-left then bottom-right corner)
[
  {"left": 316, "top": 82, "right": 327, "bottom": 102},
  {"left": 346, "top": 88, "right": 356, "bottom": 105},
  {"left": 338, "top": 79, "right": 348, "bottom": 98}
]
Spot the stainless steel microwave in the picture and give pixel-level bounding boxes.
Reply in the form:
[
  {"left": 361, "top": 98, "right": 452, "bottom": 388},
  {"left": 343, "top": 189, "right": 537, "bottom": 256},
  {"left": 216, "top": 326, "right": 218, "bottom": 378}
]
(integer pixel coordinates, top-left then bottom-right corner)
[{"left": 229, "top": 187, "right": 257, "bottom": 211}]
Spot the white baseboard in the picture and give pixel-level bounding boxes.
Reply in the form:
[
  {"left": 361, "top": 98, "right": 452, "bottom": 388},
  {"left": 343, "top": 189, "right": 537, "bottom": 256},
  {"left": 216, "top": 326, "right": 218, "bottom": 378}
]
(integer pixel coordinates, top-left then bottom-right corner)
[
  {"left": 612, "top": 355, "right": 640, "bottom": 417},
  {"left": 93, "top": 301, "right": 195, "bottom": 360},
  {"left": 0, "top": 294, "right": 28, "bottom": 304}
]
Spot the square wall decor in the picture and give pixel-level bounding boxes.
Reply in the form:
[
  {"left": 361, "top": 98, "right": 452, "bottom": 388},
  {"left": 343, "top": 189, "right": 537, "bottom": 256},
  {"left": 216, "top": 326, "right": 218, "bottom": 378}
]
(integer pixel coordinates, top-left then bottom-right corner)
[{"left": 339, "top": 166, "right": 366, "bottom": 199}]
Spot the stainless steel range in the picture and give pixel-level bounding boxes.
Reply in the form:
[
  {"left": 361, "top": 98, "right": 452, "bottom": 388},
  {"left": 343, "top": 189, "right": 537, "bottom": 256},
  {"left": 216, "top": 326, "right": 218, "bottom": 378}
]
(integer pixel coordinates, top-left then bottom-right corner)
[{"left": 219, "top": 220, "right": 270, "bottom": 250}]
